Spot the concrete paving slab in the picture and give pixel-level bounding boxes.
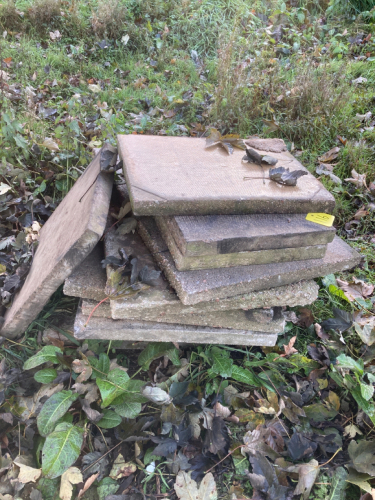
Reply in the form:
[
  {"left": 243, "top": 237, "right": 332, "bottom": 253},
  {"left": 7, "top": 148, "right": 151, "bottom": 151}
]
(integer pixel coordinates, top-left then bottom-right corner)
[
  {"left": 74, "top": 302, "right": 278, "bottom": 346},
  {"left": 101, "top": 223, "right": 319, "bottom": 316},
  {"left": 161, "top": 213, "right": 335, "bottom": 257},
  {"left": 156, "top": 217, "right": 327, "bottom": 270},
  {"left": 118, "top": 135, "right": 335, "bottom": 215},
  {"left": 1, "top": 153, "right": 113, "bottom": 339},
  {"left": 63, "top": 243, "right": 107, "bottom": 301},
  {"left": 81, "top": 299, "right": 285, "bottom": 333},
  {"left": 138, "top": 217, "right": 361, "bottom": 305}
]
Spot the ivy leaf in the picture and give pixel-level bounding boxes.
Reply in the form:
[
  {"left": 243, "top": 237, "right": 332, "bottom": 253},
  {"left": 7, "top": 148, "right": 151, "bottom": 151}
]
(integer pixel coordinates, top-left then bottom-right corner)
[
  {"left": 138, "top": 342, "right": 180, "bottom": 370},
  {"left": 111, "top": 379, "right": 149, "bottom": 405},
  {"left": 211, "top": 347, "right": 233, "bottom": 378},
  {"left": 96, "top": 369, "right": 130, "bottom": 408},
  {"left": 37, "top": 391, "right": 79, "bottom": 437},
  {"left": 23, "top": 346, "right": 63, "bottom": 370},
  {"left": 114, "top": 401, "right": 142, "bottom": 419},
  {"left": 42, "top": 423, "right": 84, "bottom": 479},
  {"left": 96, "top": 409, "right": 122, "bottom": 429},
  {"left": 321, "top": 308, "right": 352, "bottom": 334},
  {"left": 34, "top": 368, "right": 58, "bottom": 384}
]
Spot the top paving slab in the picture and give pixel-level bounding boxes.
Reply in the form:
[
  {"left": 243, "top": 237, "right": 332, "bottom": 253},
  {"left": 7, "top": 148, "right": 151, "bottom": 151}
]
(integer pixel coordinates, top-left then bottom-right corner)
[
  {"left": 118, "top": 135, "right": 335, "bottom": 216},
  {"left": 138, "top": 217, "right": 361, "bottom": 305},
  {"left": 0, "top": 153, "right": 113, "bottom": 339},
  {"left": 161, "top": 214, "right": 336, "bottom": 256}
]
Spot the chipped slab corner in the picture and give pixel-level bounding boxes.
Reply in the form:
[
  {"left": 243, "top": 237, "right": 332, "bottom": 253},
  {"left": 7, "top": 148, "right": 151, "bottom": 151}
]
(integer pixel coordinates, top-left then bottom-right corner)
[{"left": 0, "top": 153, "right": 114, "bottom": 339}]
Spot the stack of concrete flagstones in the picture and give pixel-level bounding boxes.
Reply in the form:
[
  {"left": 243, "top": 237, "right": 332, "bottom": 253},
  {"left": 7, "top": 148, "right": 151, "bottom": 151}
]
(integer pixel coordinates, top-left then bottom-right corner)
[{"left": 62, "top": 135, "right": 361, "bottom": 347}]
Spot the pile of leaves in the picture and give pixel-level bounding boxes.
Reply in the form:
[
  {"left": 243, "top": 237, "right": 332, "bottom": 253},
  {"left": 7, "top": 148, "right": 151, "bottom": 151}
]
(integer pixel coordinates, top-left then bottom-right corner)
[{"left": 1, "top": 296, "right": 375, "bottom": 500}]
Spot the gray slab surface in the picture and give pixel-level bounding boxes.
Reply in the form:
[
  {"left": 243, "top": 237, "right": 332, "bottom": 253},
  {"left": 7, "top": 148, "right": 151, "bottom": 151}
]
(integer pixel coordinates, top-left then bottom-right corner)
[
  {"left": 63, "top": 243, "right": 107, "bottom": 301},
  {"left": 74, "top": 303, "right": 278, "bottom": 346},
  {"left": 81, "top": 299, "right": 284, "bottom": 333},
  {"left": 1, "top": 153, "right": 113, "bottom": 339},
  {"left": 118, "top": 135, "right": 335, "bottom": 215},
  {"left": 138, "top": 217, "right": 361, "bottom": 305},
  {"left": 162, "top": 214, "right": 335, "bottom": 257},
  {"left": 101, "top": 222, "right": 319, "bottom": 317},
  {"left": 157, "top": 217, "right": 327, "bottom": 270}
]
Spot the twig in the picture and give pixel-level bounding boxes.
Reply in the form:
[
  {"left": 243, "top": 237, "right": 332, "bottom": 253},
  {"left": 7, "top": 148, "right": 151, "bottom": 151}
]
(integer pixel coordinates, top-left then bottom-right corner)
[
  {"left": 319, "top": 448, "right": 342, "bottom": 468},
  {"left": 84, "top": 297, "right": 109, "bottom": 327},
  {"left": 204, "top": 444, "right": 243, "bottom": 474}
]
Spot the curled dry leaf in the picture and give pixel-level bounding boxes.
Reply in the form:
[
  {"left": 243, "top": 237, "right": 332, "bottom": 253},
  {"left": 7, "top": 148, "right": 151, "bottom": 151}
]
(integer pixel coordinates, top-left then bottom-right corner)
[
  {"left": 78, "top": 472, "right": 100, "bottom": 499},
  {"left": 345, "top": 169, "right": 366, "bottom": 188},
  {"left": 281, "top": 336, "right": 298, "bottom": 357},
  {"left": 285, "top": 459, "right": 319, "bottom": 500},
  {"left": 49, "top": 30, "right": 61, "bottom": 40},
  {"left": 59, "top": 467, "right": 83, "bottom": 500},
  {"left": 205, "top": 128, "right": 244, "bottom": 155},
  {"left": 353, "top": 206, "right": 369, "bottom": 220},
  {"left": 15, "top": 462, "right": 42, "bottom": 483},
  {"left": 336, "top": 277, "right": 374, "bottom": 302},
  {"left": 72, "top": 357, "right": 92, "bottom": 383},
  {"left": 269, "top": 166, "right": 307, "bottom": 186},
  {"left": 42, "top": 138, "right": 59, "bottom": 151},
  {"left": 109, "top": 454, "right": 136, "bottom": 480},
  {"left": 318, "top": 147, "right": 340, "bottom": 163}
]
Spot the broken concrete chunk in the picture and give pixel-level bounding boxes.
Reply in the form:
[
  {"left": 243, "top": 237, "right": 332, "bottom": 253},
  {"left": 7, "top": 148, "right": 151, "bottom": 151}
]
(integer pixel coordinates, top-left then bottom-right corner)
[
  {"left": 118, "top": 135, "right": 335, "bottom": 215},
  {"left": 138, "top": 217, "right": 361, "bottom": 306},
  {"left": 244, "top": 137, "right": 287, "bottom": 153},
  {"left": 1, "top": 152, "right": 113, "bottom": 339}
]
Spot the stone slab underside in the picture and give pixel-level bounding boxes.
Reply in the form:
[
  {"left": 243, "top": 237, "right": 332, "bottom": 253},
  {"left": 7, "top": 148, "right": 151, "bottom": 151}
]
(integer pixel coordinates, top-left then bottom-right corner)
[
  {"left": 118, "top": 135, "right": 335, "bottom": 215},
  {"left": 74, "top": 303, "right": 278, "bottom": 346},
  {"left": 1, "top": 154, "right": 113, "bottom": 339},
  {"left": 162, "top": 213, "right": 336, "bottom": 256},
  {"left": 156, "top": 217, "right": 327, "bottom": 271},
  {"left": 81, "top": 299, "right": 285, "bottom": 333},
  {"left": 138, "top": 218, "right": 361, "bottom": 305}
]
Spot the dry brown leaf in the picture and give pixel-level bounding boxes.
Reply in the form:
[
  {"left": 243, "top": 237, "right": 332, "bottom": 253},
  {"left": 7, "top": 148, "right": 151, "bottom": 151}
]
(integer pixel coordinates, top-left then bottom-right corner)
[
  {"left": 326, "top": 391, "right": 340, "bottom": 411},
  {"left": 345, "top": 169, "right": 367, "bottom": 188},
  {"left": 109, "top": 455, "right": 136, "bottom": 480},
  {"left": 205, "top": 128, "right": 244, "bottom": 155},
  {"left": 72, "top": 356, "right": 92, "bottom": 383},
  {"left": 16, "top": 462, "right": 42, "bottom": 484},
  {"left": 60, "top": 467, "right": 83, "bottom": 500},
  {"left": 42, "top": 137, "right": 59, "bottom": 151},
  {"left": 78, "top": 472, "right": 99, "bottom": 499},
  {"left": 49, "top": 30, "right": 61, "bottom": 40},
  {"left": 213, "top": 402, "right": 231, "bottom": 419},
  {"left": 318, "top": 147, "right": 340, "bottom": 162},
  {"left": 353, "top": 206, "right": 369, "bottom": 220},
  {"left": 336, "top": 278, "right": 374, "bottom": 302},
  {"left": 286, "top": 460, "right": 319, "bottom": 500},
  {"left": 281, "top": 336, "right": 298, "bottom": 356}
]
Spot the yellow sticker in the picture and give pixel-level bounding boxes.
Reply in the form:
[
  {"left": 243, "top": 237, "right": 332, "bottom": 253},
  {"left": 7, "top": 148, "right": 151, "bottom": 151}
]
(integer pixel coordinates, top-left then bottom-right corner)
[{"left": 306, "top": 213, "right": 335, "bottom": 227}]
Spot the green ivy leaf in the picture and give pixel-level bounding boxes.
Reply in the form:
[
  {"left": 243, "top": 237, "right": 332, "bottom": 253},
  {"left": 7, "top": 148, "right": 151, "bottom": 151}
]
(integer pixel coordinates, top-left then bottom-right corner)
[
  {"left": 114, "top": 400, "right": 142, "bottom": 419},
  {"left": 138, "top": 342, "right": 180, "bottom": 370},
  {"left": 23, "top": 346, "right": 63, "bottom": 370},
  {"left": 97, "top": 369, "right": 130, "bottom": 408},
  {"left": 90, "top": 353, "right": 110, "bottom": 380},
  {"left": 37, "top": 390, "right": 79, "bottom": 437},
  {"left": 34, "top": 368, "right": 58, "bottom": 384},
  {"left": 211, "top": 347, "right": 233, "bottom": 378},
  {"left": 42, "top": 423, "right": 84, "bottom": 479},
  {"left": 336, "top": 354, "right": 364, "bottom": 376},
  {"left": 97, "top": 409, "right": 122, "bottom": 429},
  {"left": 360, "top": 382, "right": 374, "bottom": 401}
]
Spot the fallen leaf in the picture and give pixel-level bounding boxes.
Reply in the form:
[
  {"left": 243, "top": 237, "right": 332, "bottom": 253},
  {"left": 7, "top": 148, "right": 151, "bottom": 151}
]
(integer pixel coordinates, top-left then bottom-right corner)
[
  {"left": 286, "top": 460, "right": 319, "bottom": 499},
  {"left": 60, "top": 467, "right": 83, "bottom": 500},
  {"left": 0, "top": 183, "right": 12, "bottom": 195},
  {"left": 205, "top": 128, "right": 244, "bottom": 155},
  {"left": 344, "top": 424, "right": 363, "bottom": 438},
  {"left": 49, "top": 30, "right": 61, "bottom": 41},
  {"left": 78, "top": 472, "right": 100, "bottom": 498},
  {"left": 41, "top": 138, "right": 59, "bottom": 151},
  {"left": 282, "top": 336, "right": 298, "bottom": 356},
  {"left": 337, "top": 278, "right": 374, "bottom": 302},
  {"left": 345, "top": 169, "right": 366, "bottom": 188},
  {"left": 356, "top": 111, "right": 372, "bottom": 122},
  {"left": 109, "top": 454, "right": 136, "bottom": 480},
  {"left": 353, "top": 206, "right": 369, "bottom": 220},
  {"left": 174, "top": 471, "right": 217, "bottom": 500},
  {"left": 88, "top": 84, "right": 102, "bottom": 93},
  {"left": 269, "top": 166, "right": 307, "bottom": 186},
  {"left": 318, "top": 147, "right": 340, "bottom": 162},
  {"left": 72, "top": 357, "right": 92, "bottom": 383},
  {"left": 15, "top": 462, "right": 42, "bottom": 483}
]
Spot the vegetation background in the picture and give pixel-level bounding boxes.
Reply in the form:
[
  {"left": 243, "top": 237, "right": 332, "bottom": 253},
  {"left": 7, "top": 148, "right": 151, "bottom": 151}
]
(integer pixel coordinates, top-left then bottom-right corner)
[{"left": 0, "top": 0, "right": 375, "bottom": 499}]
